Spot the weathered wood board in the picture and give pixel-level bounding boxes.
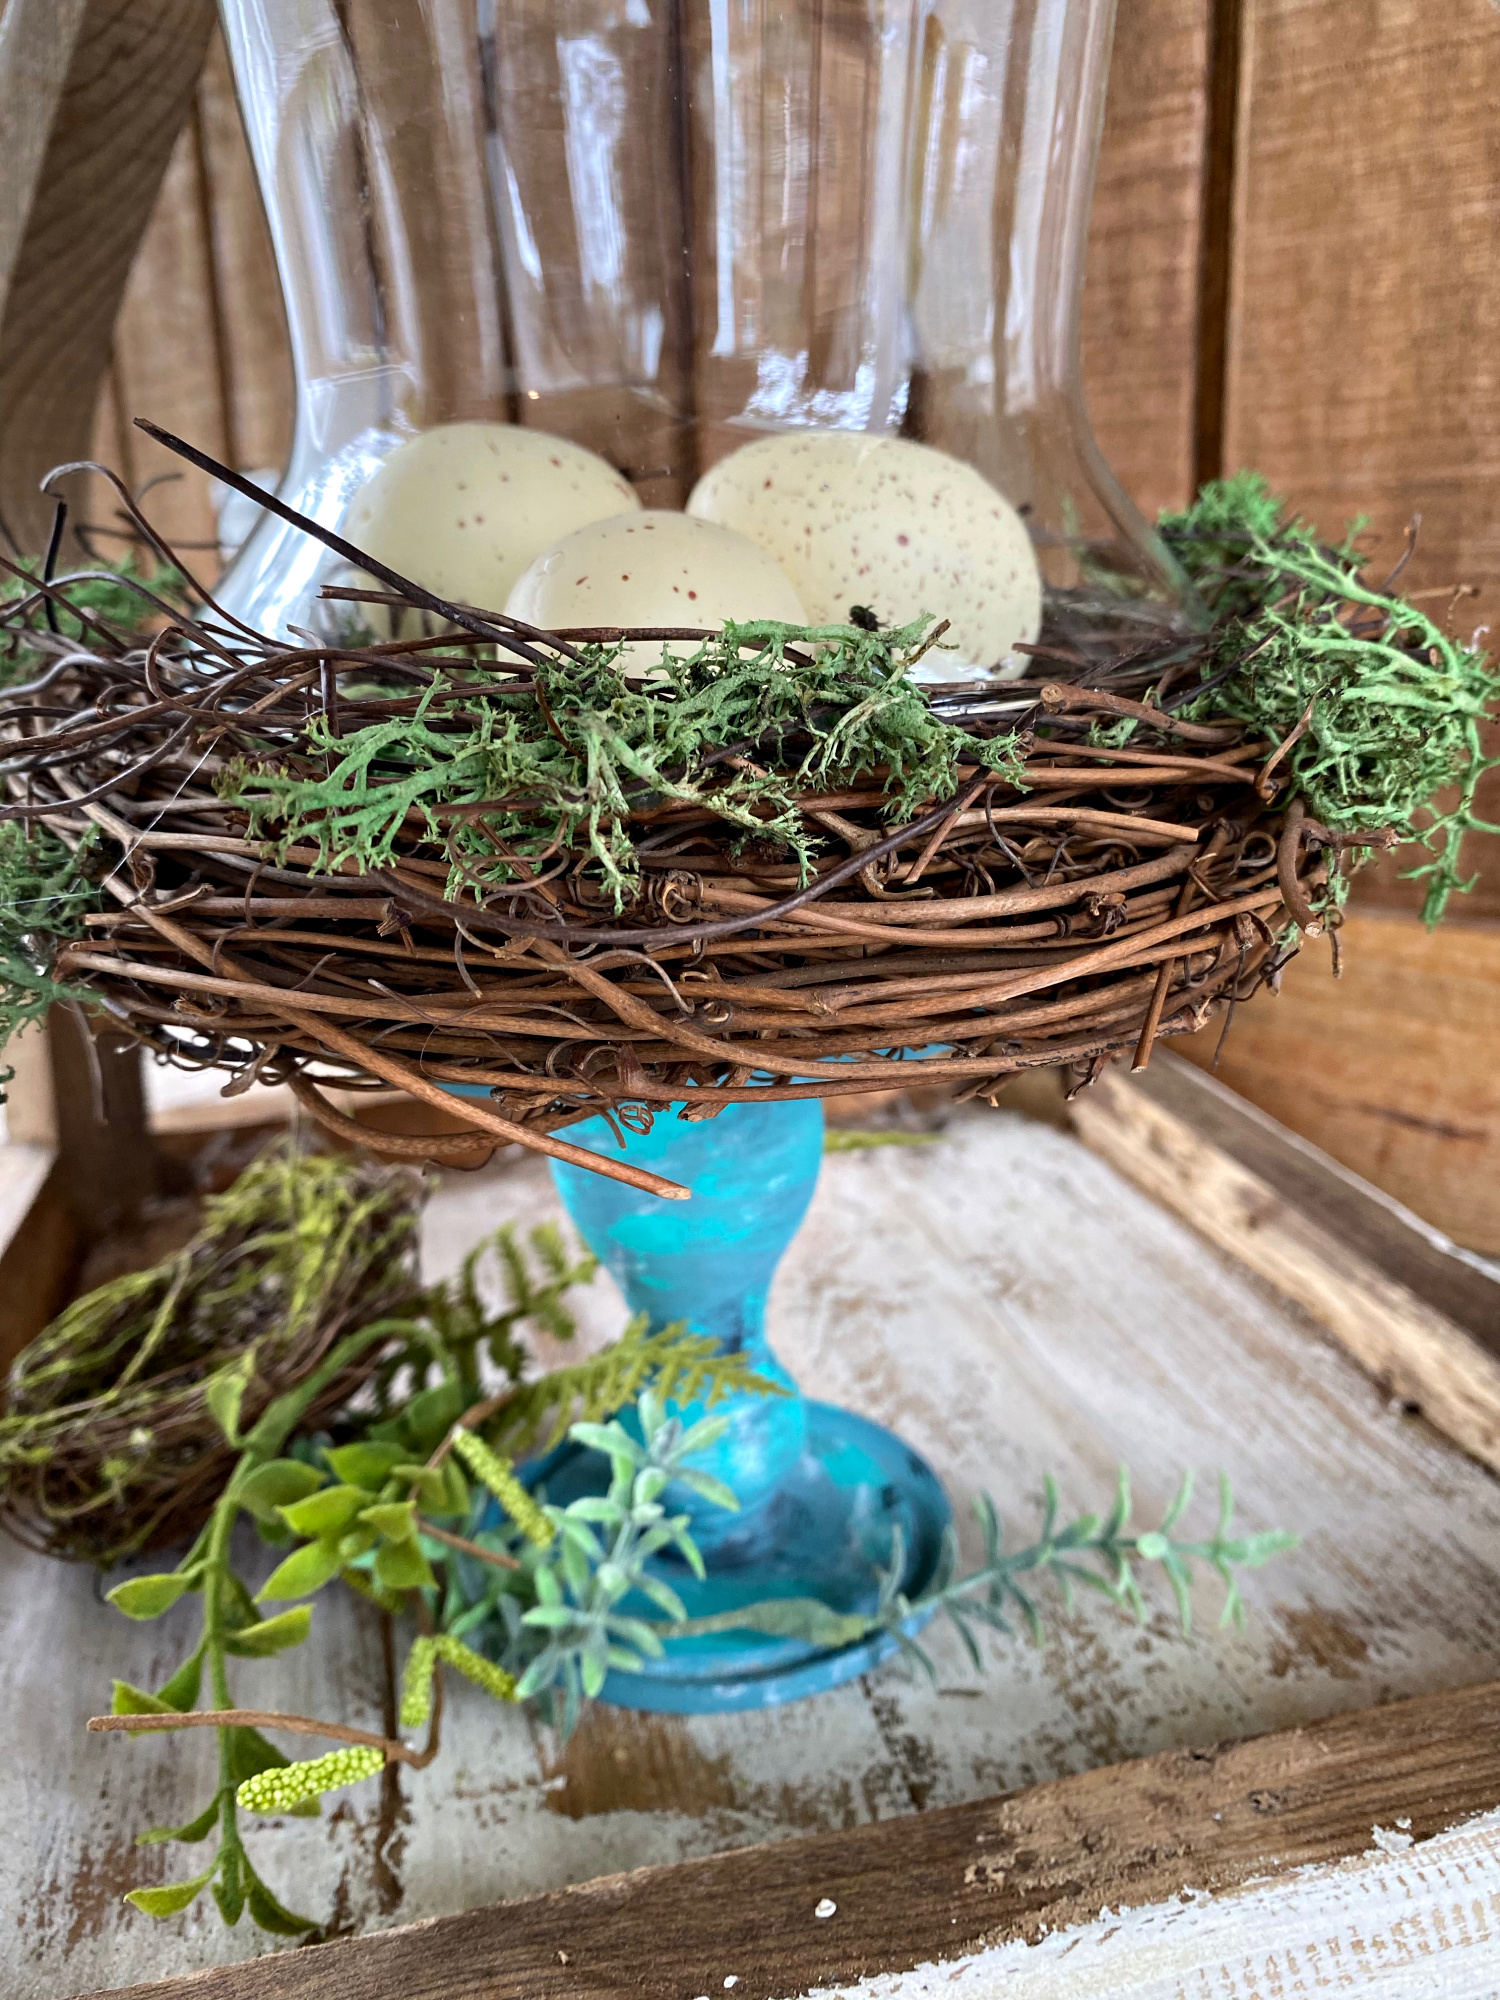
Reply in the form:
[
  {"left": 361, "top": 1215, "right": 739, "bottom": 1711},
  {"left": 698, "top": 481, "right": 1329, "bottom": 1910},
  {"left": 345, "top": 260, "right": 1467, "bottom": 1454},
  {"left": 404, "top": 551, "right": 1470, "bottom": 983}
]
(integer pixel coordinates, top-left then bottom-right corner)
[
  {"left": 1175, "top": 912, "right": 1500, "bottom": 1257},
  {"left": 10, "top": 1102, "right": 1500, "bottom": 1996},
  {"left": 86, "top": 1685, "right": 1500, "bottom": 2000}
]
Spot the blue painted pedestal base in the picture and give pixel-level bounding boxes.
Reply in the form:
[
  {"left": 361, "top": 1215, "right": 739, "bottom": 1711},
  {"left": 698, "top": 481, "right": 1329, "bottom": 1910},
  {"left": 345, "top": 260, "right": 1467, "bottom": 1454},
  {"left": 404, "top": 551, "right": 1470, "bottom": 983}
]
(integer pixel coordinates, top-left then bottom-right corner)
[
  {"left": 529, "top": 1399, "right": 948, "bottom": 1711},
  {"left": 457, "top": 1092, "right": 952, "bottom": 1711}
]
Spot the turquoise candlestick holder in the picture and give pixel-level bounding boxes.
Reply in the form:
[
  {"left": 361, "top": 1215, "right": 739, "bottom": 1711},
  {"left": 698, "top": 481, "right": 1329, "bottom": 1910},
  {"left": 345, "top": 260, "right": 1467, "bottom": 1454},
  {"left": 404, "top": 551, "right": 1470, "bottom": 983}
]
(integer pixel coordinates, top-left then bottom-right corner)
[{"left": 465, "top": 1095, "right": 950, "bottom": 1712}]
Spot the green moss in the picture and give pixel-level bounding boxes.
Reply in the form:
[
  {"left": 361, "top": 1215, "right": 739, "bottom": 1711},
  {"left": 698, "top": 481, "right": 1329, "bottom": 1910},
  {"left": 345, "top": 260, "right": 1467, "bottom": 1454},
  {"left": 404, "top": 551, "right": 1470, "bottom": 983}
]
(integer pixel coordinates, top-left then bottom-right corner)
[
  {"left": 0, "top": 823, "right": 104, "bottom": 1064},
  {"left": 222, "top": 616, "right": 1024, "bottom": 912},
  {"left": 1161, "top": 475, "right": 1499, "bottom": 923}
]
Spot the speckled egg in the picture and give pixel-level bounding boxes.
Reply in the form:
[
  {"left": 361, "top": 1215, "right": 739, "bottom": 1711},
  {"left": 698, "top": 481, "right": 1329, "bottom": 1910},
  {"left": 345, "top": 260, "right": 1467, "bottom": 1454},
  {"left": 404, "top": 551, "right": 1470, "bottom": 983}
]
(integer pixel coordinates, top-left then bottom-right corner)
[
  {"left": 686, "top": 432, "right": 1041, "bottom": 676},
  {"left": 345, "top": 422, "right": 639, "bottom": 614},
  {"left": 504, "top": 510, "right": 808, "bottom": 670}
]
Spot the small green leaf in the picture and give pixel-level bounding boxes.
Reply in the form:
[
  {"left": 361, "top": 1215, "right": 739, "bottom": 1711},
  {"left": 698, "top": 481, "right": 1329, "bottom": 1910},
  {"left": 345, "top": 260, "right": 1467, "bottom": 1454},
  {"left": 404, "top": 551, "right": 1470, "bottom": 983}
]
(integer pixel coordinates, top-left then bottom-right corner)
[
  {"left": 1135, "top": 1532, "right": 1169, "bottom": 1561},
  {"left": 1235, "top": 1529, "right": 1302, "bottom": 1566},
  {"left": 277, "top": 1484, "right": 369, "bottom": 1538},
  {"left": 359, "top": 1500, "right": 418, "bottom": 1542},
  {"left": 125, "top": 1863, "right": 218, "bottom": 1918},
  {"left": 212, "top": 1851, "right": 245, "bottom": 1928},
  {"left": 1159, "top": 1470, "right": 1194, "bottom": 1533},
  {"left": 223, "top": 1606, "right": 313, "bottom": 1658},
  {"left": 107, "top": 1571, "right": 195, "bottom": 1620},
  {"left": 205, "top": 1351, "right": 255, "bottom": 1445},
  {"left": 404, "top": 1378, "right": 467, "bottom": 1452},
  {"left": 237, "top": 1458, "right": 325, "bottom": 1523},
  {"left": 136, "top": 1799, "right": 221, "bottom": 1846},
  {"left": 155, "top": 1649, "right": 204, "bottom": 1713},
  {"left": 111, "top": 1680, "right": 174, "bottom": 1723},
  {"left": 374, "top": 1535, "right": 436, "bottom": 1593},
  {"left": 441, "top": 1457, "right": 471, "bottom": 1516},
  {"left": 634, "top": 1573, "right": 687, "bottom": 1622},
  {"left": 220, "top": 1568, "right": 263, "bottom": 1632},
  {"left": 522, "top": 1604, "right": 578, "bottom": 1630},
  {"left": 324, "top": 1440, "right": 409, "bottom": 1489},
  {"left": 257, "top": 1537, "right": 343, "bottom": 1602},
  {"left": 223, "top": 1726, "right": 287, "bottom": 1788},
  {"left": 670, "top": 1468, "right": 740, "bottom": 1512},
  {"left": 245, "top": 1875, "right": 319, "bottom": 1937},
  {"left": 393, "top": 1463, "right": 449, "bottom": 1510}
]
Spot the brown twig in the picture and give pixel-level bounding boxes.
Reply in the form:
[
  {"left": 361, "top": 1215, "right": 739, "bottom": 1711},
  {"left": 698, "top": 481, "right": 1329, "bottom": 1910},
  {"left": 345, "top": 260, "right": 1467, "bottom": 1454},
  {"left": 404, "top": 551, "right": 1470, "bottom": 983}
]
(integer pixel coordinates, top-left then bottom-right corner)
[
  {"left": 415, "top": 1516, "right": 522, "bottom": 1571},
  {"left": 1276, "top": 799, "right": 1324, "bottom": 937},
  {"left": 87, "top": 1704, "right": 441, "bottom": 1768}
]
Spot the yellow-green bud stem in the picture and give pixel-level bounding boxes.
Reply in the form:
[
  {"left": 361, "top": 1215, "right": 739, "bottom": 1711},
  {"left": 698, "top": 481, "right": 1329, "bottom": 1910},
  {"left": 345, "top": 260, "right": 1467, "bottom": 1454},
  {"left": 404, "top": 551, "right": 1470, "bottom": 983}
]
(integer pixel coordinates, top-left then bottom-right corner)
[
  {"left": 235, "top": 1743, "right": 384, "bottom": 1815},
  {"left": 400, "top": 1632, "right": 520, "bottom": 1729},
  {"left": 449, "top": 1429, "right": 554, "bottom": 1546}
]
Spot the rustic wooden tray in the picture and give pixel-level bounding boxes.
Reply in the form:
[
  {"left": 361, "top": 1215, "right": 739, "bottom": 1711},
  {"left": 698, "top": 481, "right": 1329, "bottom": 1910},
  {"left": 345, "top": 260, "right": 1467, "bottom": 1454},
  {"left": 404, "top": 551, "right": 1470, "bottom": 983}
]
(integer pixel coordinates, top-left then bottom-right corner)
[{"left": 7, "top": 1055, "right": 1500, "bottom": 1999}]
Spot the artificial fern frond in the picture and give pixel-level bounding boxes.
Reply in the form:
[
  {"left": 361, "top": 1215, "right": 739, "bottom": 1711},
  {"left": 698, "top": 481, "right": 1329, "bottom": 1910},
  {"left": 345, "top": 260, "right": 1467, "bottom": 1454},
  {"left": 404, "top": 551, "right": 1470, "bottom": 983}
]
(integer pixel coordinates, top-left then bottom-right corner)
[{"left": 483, "top": 1315, "right": 787, "bottom": 1458}]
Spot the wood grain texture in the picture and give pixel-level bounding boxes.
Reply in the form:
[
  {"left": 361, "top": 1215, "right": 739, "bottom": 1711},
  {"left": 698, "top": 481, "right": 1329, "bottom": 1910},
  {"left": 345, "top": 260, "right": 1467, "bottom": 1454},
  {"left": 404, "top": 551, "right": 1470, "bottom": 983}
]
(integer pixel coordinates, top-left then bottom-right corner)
[
  {"left": 82, "top": 27, "right": 289, "bottom": 567},
  {"left": 1223, "top": 0, "right": 1500, "bottom": 920},
  {"left": 0, "top": 1148, "right": 75, "bottom": 1381},
  {"left": 1174, "top": 912, "right": 1500, "bottom": 1255},
  {"left": 102, "top": 107, "right": 224, "bottom": 565},
  {"left": 77, "top": 1680, "right": 1500, "bottom": 1999},
  {"left": 1081, "top": 0, "right": 1209, "bottom": 520},
  {"left": 0, "top": 0, "right": 217, "bottom": 557},
  {"left": 1071, "top": 1055, "right": 1500, "bottom": 1475},
  {"left": 16, "top": 1106, "right": 1500, "bottom": 1994},
  {"left": 190, "top": 33, "right": 292, "bottom": 489}
]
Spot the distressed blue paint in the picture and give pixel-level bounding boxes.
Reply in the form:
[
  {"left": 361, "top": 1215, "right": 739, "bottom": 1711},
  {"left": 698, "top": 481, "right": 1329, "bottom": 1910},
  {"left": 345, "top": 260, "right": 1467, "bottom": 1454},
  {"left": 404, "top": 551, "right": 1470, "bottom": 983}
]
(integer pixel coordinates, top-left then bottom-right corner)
[{"left": 450, "top": 1090, "right": 950, "bottom": 1710}]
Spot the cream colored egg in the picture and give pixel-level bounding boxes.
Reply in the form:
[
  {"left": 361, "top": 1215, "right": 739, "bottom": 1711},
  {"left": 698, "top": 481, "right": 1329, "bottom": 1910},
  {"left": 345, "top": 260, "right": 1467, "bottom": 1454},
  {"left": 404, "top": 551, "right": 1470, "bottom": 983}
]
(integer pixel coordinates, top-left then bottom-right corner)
[
  {"left": 687, "top": 432, "right": 1042, "bottom": 677},
  {"left": 345, "top": 421, "right": 639, "bottom": 615},
  {"left": 504, "top": 511, "right": 807, "bottom": 670}
]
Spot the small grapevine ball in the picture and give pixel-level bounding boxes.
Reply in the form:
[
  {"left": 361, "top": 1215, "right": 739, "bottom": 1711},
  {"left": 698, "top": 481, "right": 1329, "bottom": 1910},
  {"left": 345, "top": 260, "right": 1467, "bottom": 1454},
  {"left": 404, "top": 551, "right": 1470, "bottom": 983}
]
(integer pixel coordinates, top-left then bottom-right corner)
[
  {"left": 504, "top": 511, "right": 808, "bottom": 671},
  {"left": 344, "top": 421, "right": 639, "bottom": 613},
  {"left": 687, "top": 432, "right": 1042, "bottom": 677}
]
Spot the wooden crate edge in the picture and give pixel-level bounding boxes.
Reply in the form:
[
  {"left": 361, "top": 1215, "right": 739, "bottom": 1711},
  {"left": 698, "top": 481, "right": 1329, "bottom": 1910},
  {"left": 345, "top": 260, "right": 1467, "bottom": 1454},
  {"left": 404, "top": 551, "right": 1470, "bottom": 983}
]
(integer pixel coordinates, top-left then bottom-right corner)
[
  {"left": 1071, "top": 1054, "right": 1500, "bottom": 1477},
  {"left": 76, "top": 1677, "right": 1500, "bottom": 2000}
]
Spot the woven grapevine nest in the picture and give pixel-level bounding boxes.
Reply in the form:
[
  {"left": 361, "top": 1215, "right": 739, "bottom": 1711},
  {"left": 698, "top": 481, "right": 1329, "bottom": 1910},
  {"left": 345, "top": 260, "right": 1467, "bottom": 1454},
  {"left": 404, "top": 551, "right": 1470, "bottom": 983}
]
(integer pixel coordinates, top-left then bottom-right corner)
[
  {"left": 4, "top": 440, "right": 1476, "bottom": 1190},
  {"left": 0, "top": 1145, "right": 424, "bottom": 1562}
]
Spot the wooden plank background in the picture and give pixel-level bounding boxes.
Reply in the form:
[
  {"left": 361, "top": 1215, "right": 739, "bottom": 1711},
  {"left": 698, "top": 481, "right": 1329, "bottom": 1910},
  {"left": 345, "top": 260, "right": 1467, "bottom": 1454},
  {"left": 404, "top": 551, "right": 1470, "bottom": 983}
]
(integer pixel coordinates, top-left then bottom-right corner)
[{"left": 71, "top": 0, "right": 1500, "bottom": 1252}]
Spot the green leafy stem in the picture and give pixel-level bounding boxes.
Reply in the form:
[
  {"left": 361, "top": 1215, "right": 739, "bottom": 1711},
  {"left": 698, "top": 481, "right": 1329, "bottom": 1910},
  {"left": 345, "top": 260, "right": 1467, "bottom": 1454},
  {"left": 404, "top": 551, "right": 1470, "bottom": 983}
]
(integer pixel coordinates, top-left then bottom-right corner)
[{"left": 92, "top": 1226, "right": 1296, "bottom": 1941}]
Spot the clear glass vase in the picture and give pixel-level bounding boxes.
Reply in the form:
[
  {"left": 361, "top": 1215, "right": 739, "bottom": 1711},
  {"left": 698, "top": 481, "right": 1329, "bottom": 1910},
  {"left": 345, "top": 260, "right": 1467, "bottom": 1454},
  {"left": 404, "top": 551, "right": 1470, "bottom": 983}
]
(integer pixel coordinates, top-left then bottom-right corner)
[
  {"left": 216, "top": 0, "right": 1170, "bottom": 1708},
  {"left": 216, "top": 0, "right": 1184, "bottom": 641}
]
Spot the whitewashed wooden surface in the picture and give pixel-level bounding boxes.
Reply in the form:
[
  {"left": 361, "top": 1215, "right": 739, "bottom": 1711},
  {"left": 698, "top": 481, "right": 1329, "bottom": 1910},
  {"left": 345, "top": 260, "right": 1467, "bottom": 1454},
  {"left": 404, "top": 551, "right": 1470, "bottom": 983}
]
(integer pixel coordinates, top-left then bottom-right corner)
[
  {"left": 9, "top": 1104, "right": 1500, "bottom": 1997},
  {"left": 799, "top": 1807, "right": 1500, "bottom": 2000}
]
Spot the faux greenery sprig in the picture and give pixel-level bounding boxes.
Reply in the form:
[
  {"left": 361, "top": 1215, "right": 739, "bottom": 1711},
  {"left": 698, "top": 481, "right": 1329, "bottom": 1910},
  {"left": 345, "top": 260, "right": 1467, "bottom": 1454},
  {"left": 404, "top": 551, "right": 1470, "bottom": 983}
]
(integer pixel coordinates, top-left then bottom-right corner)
[
  {"left": 1161, "top": 473, "right": 1499, "bottom": 924},
  {"left": 662, "top": 1469, "right": 1297, "bottom": 1671},
  {"left": 0, "top": 821, "right": 103, "bottom": 1062},
  {"left": 88, "top": 1185, "right": 1296, "bottom": 1943},
  {"left": 90, "top": 1227, "right": 788, "bottom": 1934},
  {"left": 103, "top": 1321, "right": 414, "bottom": 1932},
  {"left": 223, "top": 615, "right": 1021, "bottom": 912}
]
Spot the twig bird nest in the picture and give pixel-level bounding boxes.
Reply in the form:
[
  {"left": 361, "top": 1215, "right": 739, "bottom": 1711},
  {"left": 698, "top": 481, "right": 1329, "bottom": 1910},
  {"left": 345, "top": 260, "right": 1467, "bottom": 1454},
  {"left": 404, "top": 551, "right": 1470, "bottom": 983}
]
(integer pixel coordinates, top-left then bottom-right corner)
[
  {"left": 0, "top": 1145, "right": 423, "bottom": 1563},
  {"left": 0, "top": 439, "right": 1492, "bottom": 1190}
]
